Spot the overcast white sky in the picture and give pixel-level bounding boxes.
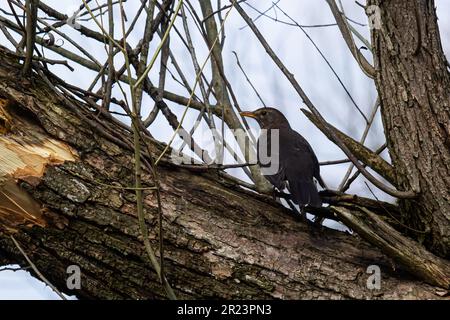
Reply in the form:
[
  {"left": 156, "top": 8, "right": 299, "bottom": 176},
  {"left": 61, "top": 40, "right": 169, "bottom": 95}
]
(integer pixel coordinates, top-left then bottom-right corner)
[{"left": 1, "top": 0, "right": 449, "bottom": 299}]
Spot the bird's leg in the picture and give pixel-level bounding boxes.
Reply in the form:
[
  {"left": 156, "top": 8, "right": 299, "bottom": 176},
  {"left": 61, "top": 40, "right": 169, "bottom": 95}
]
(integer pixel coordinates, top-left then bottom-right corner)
[
  {"left": 299, "top": 205, "right": 305, "bottom": 217},
  {"left": 313, "top": 215, "right": 324, "bottom": 226},
  {"left": 272, "top": 186, "right": 278, "bottom": 202},
  {"left": 298, "top": 205, "right": 311, "bottom": 226},
  {"left": 301, "top": 206, "right": 327, "bottom": 238}
]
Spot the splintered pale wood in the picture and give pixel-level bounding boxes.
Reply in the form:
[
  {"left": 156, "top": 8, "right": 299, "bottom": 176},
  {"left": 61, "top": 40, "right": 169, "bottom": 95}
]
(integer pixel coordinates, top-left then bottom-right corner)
[
  {"left": 0, "top": 98, "right": 77, "bottom": 232},
  {"left": 0, "top": 135, "right": 76, "bottom": 180}
]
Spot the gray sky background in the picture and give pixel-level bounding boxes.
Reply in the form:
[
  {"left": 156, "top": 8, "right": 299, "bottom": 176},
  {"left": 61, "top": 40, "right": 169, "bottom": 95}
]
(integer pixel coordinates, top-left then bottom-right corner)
[{"left": 0, "top": 0, "right": 449, "bottom": 299}]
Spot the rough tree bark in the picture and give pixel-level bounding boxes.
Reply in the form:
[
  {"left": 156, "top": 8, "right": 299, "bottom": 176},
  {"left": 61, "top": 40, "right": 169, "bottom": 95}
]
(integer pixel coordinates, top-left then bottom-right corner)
[
  {"left": 0, "top": 46, "right": 448, "bottom": 299},
  {"left": 369, "top": 0, "right": 450, "bottom": 258}
]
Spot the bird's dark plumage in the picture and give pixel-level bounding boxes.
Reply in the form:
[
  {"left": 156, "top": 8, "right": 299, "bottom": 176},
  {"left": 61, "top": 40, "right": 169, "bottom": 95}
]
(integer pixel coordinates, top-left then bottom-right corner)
[{"left": 240, "top": 107, "right": 324, "bottom": 207}]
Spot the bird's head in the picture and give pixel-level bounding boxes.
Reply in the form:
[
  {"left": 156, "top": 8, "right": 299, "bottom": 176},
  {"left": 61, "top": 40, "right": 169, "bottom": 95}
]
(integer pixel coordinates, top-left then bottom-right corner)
[{"left": 240, "top": 107, "right": 290, "bottom": 129}]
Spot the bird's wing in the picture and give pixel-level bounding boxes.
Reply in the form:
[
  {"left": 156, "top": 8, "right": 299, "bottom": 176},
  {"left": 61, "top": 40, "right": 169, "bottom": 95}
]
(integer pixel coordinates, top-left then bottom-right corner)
[
  {"left": 281, "top": 130, "right": 315, "bottom": 178},
  {"left": 281, "top": 130, "right": 322, "bottom": 206},
  {"left": 288, "top": 130, "right": 324, "bottom": 188}
]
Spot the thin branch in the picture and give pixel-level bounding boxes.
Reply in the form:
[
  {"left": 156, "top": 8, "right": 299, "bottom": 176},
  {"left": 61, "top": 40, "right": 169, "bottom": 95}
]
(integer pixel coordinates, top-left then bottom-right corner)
[
  {"left": 241, "top": 1, "right": 366, "bottom": 29},
  {"left": 10, "top": 235, "right": 67, "bottom": 300},
  {"left": 13, "top": 51, "right": 74, "bottom": 71},
  {"left": 272, "top": 2, "right": 368, "bottom": 124},
  {"left": 134, "top": 0, "right": 157, "bottom": 115},
  {"left": 102, "top": 0, "right": 115, "bottom": 111},
  {"left": 22, "top": 0, "right": 38, "bottom": 75},
  {"left": 37, "top": 18, "right": 102, "bottom": 68},
  {"left": 232, "top": 50, "right": 267, "bottom": 107},
  {"left": 338, "top": 97, "right": 380, "bottom": 190},
  {"left": 143, "top": 2, "right": 165, "bottom": 126},
  {"left": 180, "top": 3, "right": 222, "bottom": 161},
  {"left": 302, "top": 108, "right": 395, "bottom": 186},
  {"left": 325, "top": 0, "right": 375, "bottom": 78},
  {"left": 319, "top": 158, "right": 351, "bottom": 166},
  {"left": 341, "top": 143, "right": 387, "bottom": 192},
  {"left": 134, "top": 0, "right": 183, "bottom": 90},
  {"left": 79, "top": 0, "right": 124, "bottom": 20}
]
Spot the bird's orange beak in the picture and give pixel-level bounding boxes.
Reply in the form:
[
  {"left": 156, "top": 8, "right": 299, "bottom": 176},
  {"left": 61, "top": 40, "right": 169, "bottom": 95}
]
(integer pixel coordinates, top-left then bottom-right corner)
[{"left": 239, "top": 111, "right": 257, "bottom": 119}]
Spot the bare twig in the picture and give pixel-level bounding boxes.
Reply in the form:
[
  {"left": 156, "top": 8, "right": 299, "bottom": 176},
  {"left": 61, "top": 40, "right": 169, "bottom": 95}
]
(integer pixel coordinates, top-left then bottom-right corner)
[
  {"left": 232, "top": 51, "right": 267, "bottom": 107},
  {"left": 116, "top": 0, "right": 177, "bottom": 299},
  {"left": 341, "top": 143, "right": 387, "bottom": 192},
  {"left": 272, "top": 2, "right": 368, "bottom": 123},
  {"left": 199, "top": 0, "right": 269, "bottom": 191},
  {"left": 338, "top": 97, "right": 380, "bottom": 190},
  {"left": 10, "top": 235, "right": 67, "bottom": 300},
  {"left": 102, "top": 0, "right": 115, "bottom": 111},
  {"left": 320, "top": 158, "right": 351, "bottom": 166},
  {"left": 22, "top": 0, "right": 38, "bottom": 75},
  {"left": 14, "top": 52, "right": 74, "bottom": 71},
  {"left": 241, "top": 1, "right": 367, "bottom": 29},
  {"left": 325, "top": 0, "right": 375, "bottom": 78}
]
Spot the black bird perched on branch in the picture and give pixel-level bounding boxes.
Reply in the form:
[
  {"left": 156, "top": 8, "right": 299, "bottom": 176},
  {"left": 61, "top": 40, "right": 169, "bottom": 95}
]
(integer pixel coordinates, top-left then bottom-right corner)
[{"left": 240, "top": 107, "right": 325, "bottom": 207}]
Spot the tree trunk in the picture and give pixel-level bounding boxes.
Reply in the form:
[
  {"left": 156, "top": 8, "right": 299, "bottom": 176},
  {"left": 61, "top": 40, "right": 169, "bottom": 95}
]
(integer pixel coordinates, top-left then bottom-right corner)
[
  {"left": 369, "top": 0, "right": 450, "bottom": 258},
  {"left": 0, "top": 47, "right": 447, "bottom": 299}
]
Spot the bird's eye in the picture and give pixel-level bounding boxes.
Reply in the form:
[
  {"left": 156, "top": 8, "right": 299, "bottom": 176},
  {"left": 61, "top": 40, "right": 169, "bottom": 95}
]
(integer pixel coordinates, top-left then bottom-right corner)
[{"left": 260, "top": 111, "right": 267, "bottom": 117}]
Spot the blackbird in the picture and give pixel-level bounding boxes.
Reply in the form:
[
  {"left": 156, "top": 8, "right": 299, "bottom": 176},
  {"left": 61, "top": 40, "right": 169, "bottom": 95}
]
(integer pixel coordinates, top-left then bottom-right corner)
[{"left": 240, "top": 107, "right": 325, "bottom": 207}]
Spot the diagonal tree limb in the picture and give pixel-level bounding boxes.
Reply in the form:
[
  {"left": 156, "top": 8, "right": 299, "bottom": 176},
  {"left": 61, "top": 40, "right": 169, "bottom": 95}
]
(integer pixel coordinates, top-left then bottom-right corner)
[
  {"left": 330, "top": 206, "right": 450, "bottom": 289},
  {"left": 342, "top": 143, "right": 387, "bottom": 192},
  {"left": 325, "top": 0, "right": 376, "bottom": 78},
  {"left": 301, "top": 108, "right": 396, "bottom": 186},
  {"left": 337, "top": 96, "right": 380, "bottom": 190}
]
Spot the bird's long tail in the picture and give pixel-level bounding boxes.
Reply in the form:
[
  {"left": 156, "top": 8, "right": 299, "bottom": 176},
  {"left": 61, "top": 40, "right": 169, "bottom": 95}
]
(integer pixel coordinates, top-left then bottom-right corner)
[
  {"left": 288, "top": 179, "right": 322, "bottom": 207},
  {"left": 317, "top": 175, "right": 327, "bottom": 189}
]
